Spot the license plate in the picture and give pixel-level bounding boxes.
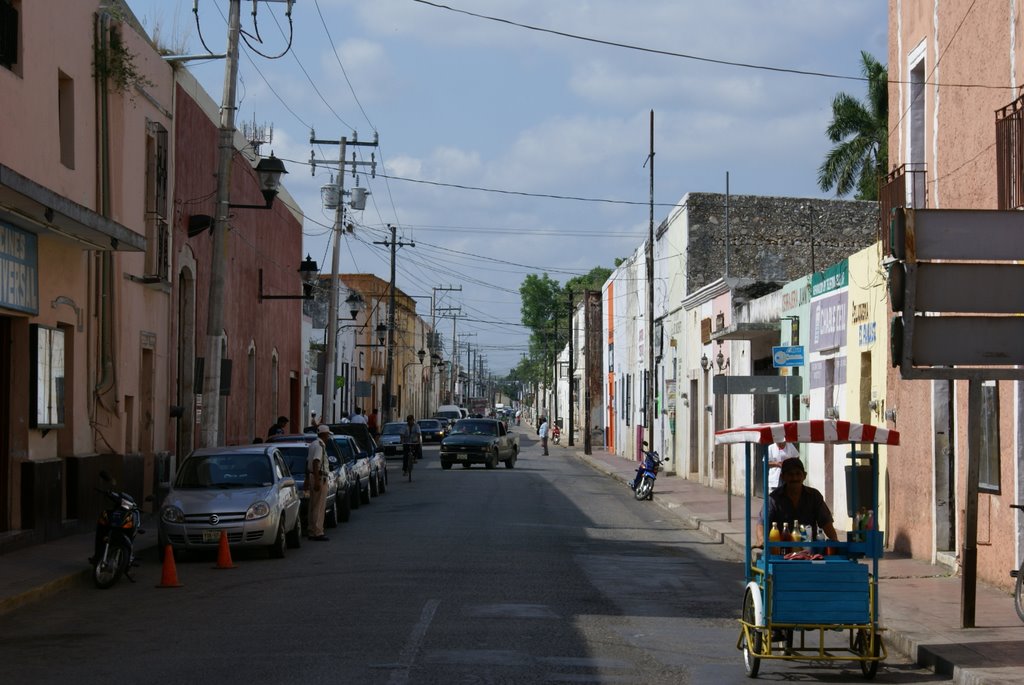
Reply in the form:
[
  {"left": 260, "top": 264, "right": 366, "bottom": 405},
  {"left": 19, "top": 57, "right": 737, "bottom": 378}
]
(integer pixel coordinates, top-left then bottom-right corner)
[
  {"left": 202, "top": 529, "right": 221, "bottom": 543},
  {"left": 456, "top": 454, "right": 466, "bottom": 460}
]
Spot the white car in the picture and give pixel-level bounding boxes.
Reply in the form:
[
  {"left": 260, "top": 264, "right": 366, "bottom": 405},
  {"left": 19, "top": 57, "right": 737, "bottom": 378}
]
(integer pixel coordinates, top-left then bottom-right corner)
[{"left": 159, "top": 445, "right": 302, "bottom": 559}]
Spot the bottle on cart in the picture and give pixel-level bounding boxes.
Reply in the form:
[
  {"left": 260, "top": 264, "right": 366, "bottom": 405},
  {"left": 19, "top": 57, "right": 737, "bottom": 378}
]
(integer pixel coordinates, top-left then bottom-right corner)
[
  {"left": 790, "top": 520, "right": 802, "bottom": 544},
  {"left": 866, "top": 509, "right": 875, "bottom": 530},
  {"left": 768, "top": 522, "right": 782, "bottom": 546}
]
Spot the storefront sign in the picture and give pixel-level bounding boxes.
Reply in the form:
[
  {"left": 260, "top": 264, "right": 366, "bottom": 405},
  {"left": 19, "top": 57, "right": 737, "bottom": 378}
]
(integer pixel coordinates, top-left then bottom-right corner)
[{"left": 0, "top": 220, "right": 39, "bottom": 314}]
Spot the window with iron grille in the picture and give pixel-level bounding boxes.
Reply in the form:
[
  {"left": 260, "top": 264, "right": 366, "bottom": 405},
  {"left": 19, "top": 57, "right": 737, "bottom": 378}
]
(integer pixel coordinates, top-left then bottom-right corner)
[
  {"left": 978, "top": 381, "right": 1001, "bottom": 493},
  {"left": 144, "top": 121, "right": 169, "bottom": 281},
  {"left": 996, "top": 95, "right": 1024, "bottom": 210}
]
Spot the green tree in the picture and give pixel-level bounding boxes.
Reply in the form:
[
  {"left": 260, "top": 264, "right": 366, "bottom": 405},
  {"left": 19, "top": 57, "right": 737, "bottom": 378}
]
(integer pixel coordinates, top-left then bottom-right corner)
[{"left": 817, "top": 51, "right": 888, "bottom": 200}]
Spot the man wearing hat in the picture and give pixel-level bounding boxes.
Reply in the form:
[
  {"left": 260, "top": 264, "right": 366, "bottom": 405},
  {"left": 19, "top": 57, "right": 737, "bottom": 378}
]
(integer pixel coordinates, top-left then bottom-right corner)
[
  {"left": 306, "top": 424, "right": 332, "bottom": 541},
  {"left": 756, "top": 457, "right": 838, "bottom": 546}
]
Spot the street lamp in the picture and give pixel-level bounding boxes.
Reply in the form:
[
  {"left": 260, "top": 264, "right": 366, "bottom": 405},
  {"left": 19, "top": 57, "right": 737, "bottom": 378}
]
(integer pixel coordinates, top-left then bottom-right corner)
[
  {"left": 257, "top": 255, "right": 318, "bottom": 302},
  {"left": 700, "top": 353, "right": 710, "bottom": 372}
]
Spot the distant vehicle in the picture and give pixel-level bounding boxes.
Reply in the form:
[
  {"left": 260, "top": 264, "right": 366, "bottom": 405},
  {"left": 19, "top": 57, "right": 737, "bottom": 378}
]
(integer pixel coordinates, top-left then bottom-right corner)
[
  {"left": 434, "top": 404, "right": 463, "bottom": 422},
  {"left": 329, "top": 433, "right": 372, "bottom": 505},
  {"left": 379, "top": 422, "right": 406, "bottom": 457},
  {"left": 159, "top": 445, "right": 302, "bottom": 559},
  {"left": 440, "top": 418, "right": 519, "bottom": 470},
  {"left": 418, "top": 418, "right": 445, "bottom": 443},
  {"left": 433, "top": 416, "right": 452, "bottom": 436}
]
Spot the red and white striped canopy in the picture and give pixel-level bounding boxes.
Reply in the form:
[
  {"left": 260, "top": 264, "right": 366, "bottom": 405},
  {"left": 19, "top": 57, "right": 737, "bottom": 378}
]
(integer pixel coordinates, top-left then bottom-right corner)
[{"left": 715, "top": 420, "right": 900, "bottom": 446}]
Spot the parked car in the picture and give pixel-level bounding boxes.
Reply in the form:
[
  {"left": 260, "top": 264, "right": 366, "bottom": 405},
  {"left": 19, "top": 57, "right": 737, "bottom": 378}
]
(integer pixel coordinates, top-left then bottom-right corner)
[
  {"left": 379, "top": 421, "right": 406, "bottom": 457},
  {"left": 328, "top": 423, "right": 388, "bottom": 492},
  {"left": 418, "top": 418, "right": 445, "bottom": 443},
  {"left": 440, "top": 418, "right": 519, "bottom": 470},
  {"left": 268, "top": 433, "right": 357, "bottom": 515},
  {"left": 329, "top": 433, "right": 373, "bottom": 505},
  {"left": 159, "top": 445, "right": 302, "bottom": 558},
  {"left": 273, "top": 440, "right": 350, "bottom": 530}
]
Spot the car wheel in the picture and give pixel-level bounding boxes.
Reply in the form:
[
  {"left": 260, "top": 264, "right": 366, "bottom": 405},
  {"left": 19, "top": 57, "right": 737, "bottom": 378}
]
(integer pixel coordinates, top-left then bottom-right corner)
[
  {"left": 504, "top": 456, "right": 515, "bottom": 469},
  {"left": 378, "top": 471, "right": 387, "bottom": 494},
  {"left": 462, "top": 462, "right": 471, "bottom": 469},
  {"left": 486, "top": 449, "right": 498, "bottom": 469},
  {"left": 325, "top": 497, "right": 338, "bottom": 529},
  {"left": 336, "top": 492, "right": 351, "bottom": 522},
  {"left": 370, "top": 470, "right": 379, "bottom": 497},
  {"left": 351, "top": 485, "right": 361, "bottom": 510},
  {"left": 268, "top": 519, "right": 286, "bottom": 559},
  {"left": 360, "top": 481, "right": 371, "bottom": 505},
  {"left": 286, "top": 514, "right": 303, "bottom": 548},
  {"left": 441, "top": 461, "right": 452, "bottom": 470}
]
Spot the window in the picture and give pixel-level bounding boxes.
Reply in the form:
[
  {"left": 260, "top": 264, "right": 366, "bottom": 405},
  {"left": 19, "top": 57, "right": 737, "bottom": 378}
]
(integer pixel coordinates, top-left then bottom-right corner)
[
  {"left": 144, "top": 121, "right": 169, "bottom": 280},
  {"left": 30, "top": 324, "right": 65, "bottom": 428},
  {"left": 996, "top": 95, "right": 1024, "bottom": 210},
  {"left": 58, "top": 71, "right": 74, "bottom": 169},
  {"left": 0, "top": 0, "right": 19, "bottom": 72},
  {"left": 978, "top": 381, "right": 1000, "bottom": 492}
]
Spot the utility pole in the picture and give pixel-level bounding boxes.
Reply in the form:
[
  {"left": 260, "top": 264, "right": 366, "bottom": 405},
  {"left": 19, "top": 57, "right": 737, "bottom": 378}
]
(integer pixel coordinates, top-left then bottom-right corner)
[
  {"left": 645, "top": 109, "right": 656, "bottom": 440},
  {"left": 432, "top": 285, "right": 461, "bottom": 408},
  {"left": 375, "top": 225, "right": 414, "bottom": 423},
  {"left": 310, "top": 131, "right": 377, "bottom": 423},
  {"left": 198, "top": 0, "right": 244, "bottom": 448}
]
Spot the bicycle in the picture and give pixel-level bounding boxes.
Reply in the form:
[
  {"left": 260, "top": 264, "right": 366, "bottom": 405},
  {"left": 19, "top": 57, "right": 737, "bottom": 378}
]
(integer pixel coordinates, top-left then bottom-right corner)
[
  {"left": 1012, "top": 504, "right": 1024, "bottom": 622},
  {"left": 403, "top": 443, "right": 419, "bottom": 482}
]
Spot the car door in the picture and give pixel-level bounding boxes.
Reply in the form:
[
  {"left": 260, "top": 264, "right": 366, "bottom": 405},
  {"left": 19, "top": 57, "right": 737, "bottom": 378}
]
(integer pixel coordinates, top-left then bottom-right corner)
[{"left": 272, "top": 451, "right": 300, "bottom": 524}]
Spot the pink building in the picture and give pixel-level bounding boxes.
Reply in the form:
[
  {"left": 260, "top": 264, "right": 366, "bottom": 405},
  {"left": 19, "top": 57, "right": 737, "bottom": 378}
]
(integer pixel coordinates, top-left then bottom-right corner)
[
  {"left": 887, "top": 1, "right": 1023, "bottom": 590},
  {"left": 0, "top": 1, "right": 174, "bottom": 542}
]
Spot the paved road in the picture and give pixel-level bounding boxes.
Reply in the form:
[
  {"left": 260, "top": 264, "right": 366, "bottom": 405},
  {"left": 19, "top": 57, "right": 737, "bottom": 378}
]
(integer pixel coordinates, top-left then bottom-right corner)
[{"left": 0, "top": 436, "right": 938, "bottom": 683}]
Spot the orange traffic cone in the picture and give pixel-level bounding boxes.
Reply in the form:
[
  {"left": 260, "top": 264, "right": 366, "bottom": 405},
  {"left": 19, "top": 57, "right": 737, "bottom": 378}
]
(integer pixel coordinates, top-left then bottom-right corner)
[
  {"left": 156, "top": 545, "right": 183, "bottom": 588},
  {"left": 213, "top": 530, "right": 236, "bottom": 569}
]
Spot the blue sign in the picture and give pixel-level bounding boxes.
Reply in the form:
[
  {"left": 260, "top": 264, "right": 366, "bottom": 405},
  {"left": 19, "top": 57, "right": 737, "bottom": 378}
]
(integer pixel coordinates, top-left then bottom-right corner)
[
  {"left": 772, "top": 345, "right": 805, "bottom": 368},
  {"left": 0, "top": 220, "right": 39, "bottom": 314}
]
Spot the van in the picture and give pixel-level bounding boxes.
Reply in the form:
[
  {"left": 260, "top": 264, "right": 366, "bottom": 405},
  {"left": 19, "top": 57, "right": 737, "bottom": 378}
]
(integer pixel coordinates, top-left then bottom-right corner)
[{"left": 435, "top": 404, "right": 464, "bottom": 422}]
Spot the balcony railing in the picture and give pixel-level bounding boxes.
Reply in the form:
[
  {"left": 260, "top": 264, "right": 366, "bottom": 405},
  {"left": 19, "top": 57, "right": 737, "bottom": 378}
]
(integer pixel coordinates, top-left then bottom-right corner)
[
  {"left": 996, "top": 95, "right": 1024, "bottom": 209},
  {"left": 878, "top": 164, "right": 927, "bottom": 242}
]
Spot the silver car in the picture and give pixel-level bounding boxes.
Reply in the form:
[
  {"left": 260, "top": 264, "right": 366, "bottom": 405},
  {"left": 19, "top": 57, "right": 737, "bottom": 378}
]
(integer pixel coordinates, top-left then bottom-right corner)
[{"left": 159, "top": 445, "right": 302, "bottom": 559}]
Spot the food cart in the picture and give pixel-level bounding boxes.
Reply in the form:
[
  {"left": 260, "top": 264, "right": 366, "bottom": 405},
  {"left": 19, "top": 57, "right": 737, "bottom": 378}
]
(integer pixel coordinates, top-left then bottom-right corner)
[{"left": 714, "top": 419, "right": 899, "bottom": 678}]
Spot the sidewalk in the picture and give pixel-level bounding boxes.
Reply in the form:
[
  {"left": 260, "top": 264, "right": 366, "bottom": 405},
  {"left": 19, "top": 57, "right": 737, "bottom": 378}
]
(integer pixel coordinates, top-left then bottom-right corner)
[
  {"left": 565, "top": 441, "right": 1024, "bottom": 685},
  {"left": 2, "top": 443, "right": 1023, "bottom": 684}
]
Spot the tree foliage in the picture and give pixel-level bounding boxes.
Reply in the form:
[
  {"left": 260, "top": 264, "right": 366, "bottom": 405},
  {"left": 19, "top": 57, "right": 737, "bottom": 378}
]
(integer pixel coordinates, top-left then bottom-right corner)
[{"left": 817, "top": 51, "right": 888, "bottom": 201}]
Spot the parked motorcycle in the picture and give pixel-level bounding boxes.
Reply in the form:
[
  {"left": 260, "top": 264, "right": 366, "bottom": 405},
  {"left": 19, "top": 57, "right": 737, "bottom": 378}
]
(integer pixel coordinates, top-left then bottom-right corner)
[
  {"left": 552, "top": 424, "right": 561, "bottom": 445},
  {"left": 630, "top": 442, "right": 663, "bottom": 501},
  {"left": 90, "top": 471, "right": 144, "bottom": 589}
]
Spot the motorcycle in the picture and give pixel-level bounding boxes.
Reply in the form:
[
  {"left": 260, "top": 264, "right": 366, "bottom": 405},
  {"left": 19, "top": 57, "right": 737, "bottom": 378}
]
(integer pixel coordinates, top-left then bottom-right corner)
[
  {"left": 630, "top": 442, "right": 663, "bottom": 501},
  {"left": 90, "top": 471, "right": 144, "bottom": 589},
  {"left": 552, "top": 424, "right": 561, "bottom": 445}
]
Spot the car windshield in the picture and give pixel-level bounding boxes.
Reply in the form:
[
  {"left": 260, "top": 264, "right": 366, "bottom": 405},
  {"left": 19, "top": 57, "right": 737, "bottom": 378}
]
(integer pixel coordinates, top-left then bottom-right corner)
[
  {"left": 382, "top": 422, "right": 405, "bottom": 435},
  {"left": 176, "top": 453, "right": 274, "bottom": 488},
  {"left": 450, "top": 420, "right": 497, "bottom": 436},
  {"left": 418, "top": 420, "right": 440, "bottom": 429},
  {"left": 277, "top": 447, "right": 308, "bottom": 481},
  {"left": 331, "top": 436, "right": 357, "bottom": 460}
]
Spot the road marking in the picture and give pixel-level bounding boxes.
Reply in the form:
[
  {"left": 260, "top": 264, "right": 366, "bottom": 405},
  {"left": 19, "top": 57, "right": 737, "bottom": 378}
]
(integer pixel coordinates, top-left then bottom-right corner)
[{"left": 387, "top": 598, "right": 439, "bottom": 685}]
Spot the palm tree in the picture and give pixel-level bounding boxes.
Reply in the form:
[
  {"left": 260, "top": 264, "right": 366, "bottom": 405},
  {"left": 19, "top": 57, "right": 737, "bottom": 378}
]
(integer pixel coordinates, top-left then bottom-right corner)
[{"left": 817, "top": 51, "right": 888, "bottom": 200}]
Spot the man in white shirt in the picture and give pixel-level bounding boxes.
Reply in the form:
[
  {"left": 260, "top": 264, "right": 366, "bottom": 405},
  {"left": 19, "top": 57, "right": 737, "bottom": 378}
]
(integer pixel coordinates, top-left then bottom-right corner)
[
  {"left": 767, "top": 441, "right": 799, "bottom": 493},
  {"left": 538, "top": 417, "right": 549, "bottom": 456},
  {"left": 350, "top": 407, "right": 368, "bottom": 424}
]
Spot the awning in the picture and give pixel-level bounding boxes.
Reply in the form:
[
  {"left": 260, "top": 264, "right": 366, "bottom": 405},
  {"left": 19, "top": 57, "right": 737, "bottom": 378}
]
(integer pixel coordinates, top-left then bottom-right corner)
[
  {"left": 709, "top": 321, "right": 781, "bottom": 343},
  {"left": 0, "top": 163, "right": 143, "bottom": 251}
]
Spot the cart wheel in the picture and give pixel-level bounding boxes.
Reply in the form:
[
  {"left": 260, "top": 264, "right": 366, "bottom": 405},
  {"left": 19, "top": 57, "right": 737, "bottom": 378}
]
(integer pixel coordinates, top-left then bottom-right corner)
[
  {"left": 742, "top": 587, "right": 762, "bottom": 678},
  {"left": 854, "top": 629, "right": 880, "bottom": 679},
  {"left": 1014, "top": 559, "right": 1024, "bottom": 623}
]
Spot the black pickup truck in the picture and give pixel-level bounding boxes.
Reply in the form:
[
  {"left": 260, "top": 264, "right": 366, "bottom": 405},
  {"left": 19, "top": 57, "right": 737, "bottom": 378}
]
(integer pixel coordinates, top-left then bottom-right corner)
[{"left": 439, "top": 418, "right": 519, "bottom": 470}]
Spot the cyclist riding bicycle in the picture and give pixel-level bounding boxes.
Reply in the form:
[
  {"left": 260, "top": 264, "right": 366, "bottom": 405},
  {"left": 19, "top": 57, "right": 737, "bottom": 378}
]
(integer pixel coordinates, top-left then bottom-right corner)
[{"left": 401, "top": 414, "right": 422, "bottom": 477}]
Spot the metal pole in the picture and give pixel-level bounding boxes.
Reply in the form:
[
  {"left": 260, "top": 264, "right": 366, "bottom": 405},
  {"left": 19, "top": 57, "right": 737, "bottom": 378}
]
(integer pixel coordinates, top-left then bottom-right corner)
[
  {"left": 384, "top": 224, "right": 397, "bottom": 423},
  {"left": 961, "top": 376, "right": 982, "bottom": 628},
  {"left": 321, "top": 138, "right": 346, "bottom": 424},
  {"left": 200, "top": 0, "right": 242, "bottom": 447},
  {"left": 646, "top": 109, "right": 656, "bottom": 440},
  {"left": 568, "top": 290, "right": 575, "bottom": 447}
]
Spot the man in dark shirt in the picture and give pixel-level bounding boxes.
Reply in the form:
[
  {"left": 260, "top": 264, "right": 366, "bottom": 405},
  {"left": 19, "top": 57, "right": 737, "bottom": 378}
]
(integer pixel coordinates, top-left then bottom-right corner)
[
  {"left": 756, "top": 457, "right": 838, "bottom": 545},
  {"left": 267, "top": 415, "right": 289, "bottom": 438}
]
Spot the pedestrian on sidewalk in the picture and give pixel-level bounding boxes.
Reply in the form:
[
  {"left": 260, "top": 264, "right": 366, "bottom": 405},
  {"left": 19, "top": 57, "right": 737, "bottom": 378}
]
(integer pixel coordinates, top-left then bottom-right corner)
[
  {"left": 267, "top": 415, "right": 288, "bottom": 438},
  {"left": 307, "top": 425, "right": 331, "bottom": 541},
  {"left": 767, "top": 440, "right": 798, "bottom": 493},
  {"left": 539, "top": 416, "right": 549, "bottom": 456}
]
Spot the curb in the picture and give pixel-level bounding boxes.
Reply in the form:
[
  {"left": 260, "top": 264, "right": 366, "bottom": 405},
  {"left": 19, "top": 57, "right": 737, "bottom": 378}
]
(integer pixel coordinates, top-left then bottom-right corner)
[{"left": 0, "top": 570, "right": 87, "bottom": 617}]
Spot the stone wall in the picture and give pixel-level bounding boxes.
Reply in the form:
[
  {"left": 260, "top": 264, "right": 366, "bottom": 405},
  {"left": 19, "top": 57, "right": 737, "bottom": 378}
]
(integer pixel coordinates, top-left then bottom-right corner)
[{"left": 683, "top": 193, "right": 878, "bottom": 294}]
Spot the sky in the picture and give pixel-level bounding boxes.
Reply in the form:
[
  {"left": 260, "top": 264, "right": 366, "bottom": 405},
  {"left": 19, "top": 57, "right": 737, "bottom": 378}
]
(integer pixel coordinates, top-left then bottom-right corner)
[{"left": 124, "top": 0, "right": 887, "bottom": 376}]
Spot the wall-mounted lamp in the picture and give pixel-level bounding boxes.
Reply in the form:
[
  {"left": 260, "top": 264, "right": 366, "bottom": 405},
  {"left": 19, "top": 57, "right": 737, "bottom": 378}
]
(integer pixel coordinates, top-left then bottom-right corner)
[
  {"left": 681, "top": 392, "right": 689, "bottom": 408},
  {"left": 258, "top": 255, "right": 318, "bottom": 302},
  {"left": 801, "top": 395, "right": 810, "bottom": 407},
  {"left": 705, "top": 404, "right": 714, "bottom": 413},
  {"left": 187, "top": 154, "right": 289, "bottom": 237},
  {"left": 868, "top": 398, "right": 884, "bottom": 416},
  {"left": 884, "top": 407, "right": 897, "bottom": 424},
  {"left": 700, "top": 353, "right": 710, "bottom": 372},
  {"left": 229, "top": 153, "right": 288, "bottom": 209},
  {"left": 345, "top": 291, "right": 365, "bottom": 320},
  {"left": 715, "top": 350, "right": 730, "bottom": 373},
  {"left": 824, "top": 406, "right": 840, "bottom": 420}
]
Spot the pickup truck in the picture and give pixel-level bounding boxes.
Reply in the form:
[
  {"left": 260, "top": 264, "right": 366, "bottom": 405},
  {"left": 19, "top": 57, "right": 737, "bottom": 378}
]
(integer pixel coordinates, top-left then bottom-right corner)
[{"left": 439, "top": 418, "right": 518, "bottom": 470}]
